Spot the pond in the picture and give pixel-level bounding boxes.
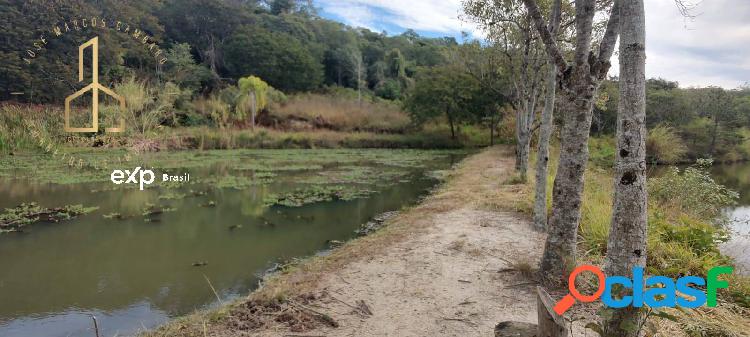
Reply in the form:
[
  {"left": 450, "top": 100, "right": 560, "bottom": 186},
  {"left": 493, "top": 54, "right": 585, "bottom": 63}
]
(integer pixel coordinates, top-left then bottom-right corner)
[
  {"left": 709, "top": 163, "right": 750, "bottom": 274},
  {"left": 0, "top": 149, "right": 464, "bottom": 337}
]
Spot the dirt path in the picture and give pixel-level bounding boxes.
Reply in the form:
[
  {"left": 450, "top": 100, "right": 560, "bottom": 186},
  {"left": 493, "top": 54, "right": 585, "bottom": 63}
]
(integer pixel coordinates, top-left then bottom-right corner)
[
  {"left": 147, "top": 146, "right": 546, "bottom": 337},
  {"left": 259, "top": 146, "right": 544, "bottom": 336}
]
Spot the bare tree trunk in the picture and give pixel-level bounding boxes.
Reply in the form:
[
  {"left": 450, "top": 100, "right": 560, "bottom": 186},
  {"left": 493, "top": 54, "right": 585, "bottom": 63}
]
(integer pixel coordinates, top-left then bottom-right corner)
[
  {"left": 517, "top": 91, "right": 538, "bottom": 181},
  {"left": 524, "top": 0, "right": 620, "bottom": 283},
  {"left": 603, "top": 0, "right": 647, "bottom": 335},
  {"left": 447, "top": 110, "right": 456, "bottom": 140},
  {"left": 539, "top": 82, "right": 598, "bottom": 280},
  {"left": 533, "top": 0, "right": 561, "bottom": 231},
  {"left": 533, "top": 65, "right": 557, "bottom": 230},
  {"left": 250, "top": 91, "right": 257, "bottom": 130}
]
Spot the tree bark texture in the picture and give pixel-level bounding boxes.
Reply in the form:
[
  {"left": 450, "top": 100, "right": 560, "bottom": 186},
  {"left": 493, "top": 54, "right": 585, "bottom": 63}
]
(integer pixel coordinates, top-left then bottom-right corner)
[
  {"left": 603, "top": 0, "right": 647, "bottom": 335},
  {"left": 523, "top": 0, "right": 621, "bottom": 283},
  {"left": 533, "top": 0, "right": 562, "bottom": 231}
]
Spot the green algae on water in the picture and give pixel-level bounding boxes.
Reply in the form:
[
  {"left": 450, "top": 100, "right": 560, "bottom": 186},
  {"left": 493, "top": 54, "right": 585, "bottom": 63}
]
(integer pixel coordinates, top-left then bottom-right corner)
[{"left": 0, "top": 202, "right": 98, "bottom": 233}]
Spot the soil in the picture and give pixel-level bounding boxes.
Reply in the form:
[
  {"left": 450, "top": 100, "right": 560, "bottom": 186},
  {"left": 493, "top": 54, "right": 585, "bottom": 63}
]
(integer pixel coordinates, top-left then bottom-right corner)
[
  {"left": 250, "top": 146, "right": 546, "bottom": 336},
  {"left": 145, "top": 146, "right": 553, "bottom": 336}
]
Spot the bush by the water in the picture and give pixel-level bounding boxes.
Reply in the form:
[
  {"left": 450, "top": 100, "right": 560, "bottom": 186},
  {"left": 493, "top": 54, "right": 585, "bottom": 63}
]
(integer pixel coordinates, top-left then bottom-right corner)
[{"left": 570, "top": 156, "right": 748, "bottom": 306}]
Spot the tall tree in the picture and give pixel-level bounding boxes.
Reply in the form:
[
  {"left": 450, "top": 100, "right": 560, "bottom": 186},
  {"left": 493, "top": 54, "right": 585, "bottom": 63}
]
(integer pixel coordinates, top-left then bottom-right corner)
[
  {"left": 603, "top": 0, "right": 647, "bottom": 335},
  {"left": 271, "top": 0, "right": 296, "bottom": 15},
  {"left": 532, "top": 0, "right": 562, "bottom": 231},
  {"left": 522, "top": 0, "right": 621, "bottom": 282},
  {"left": 404, "top": 65, "right": 480, "bottom": 140},
  {"left": 463, "top": 0, "right": 547, "bottom": 182},
  {"left": 223, "top": 26, "right": 323, "bottom": 92},
  {"left": 456, "top": 41, "right": 510, "bottom": 146},
  {"left": 159, "top": 0, "right": 243, "bottom": 75}
]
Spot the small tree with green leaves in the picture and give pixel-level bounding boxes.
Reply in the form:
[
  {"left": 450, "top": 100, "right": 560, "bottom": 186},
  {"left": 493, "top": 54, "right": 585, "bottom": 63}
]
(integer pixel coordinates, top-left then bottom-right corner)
[{"left": 237, "top": 76, "right": 270, "bottom": 129}]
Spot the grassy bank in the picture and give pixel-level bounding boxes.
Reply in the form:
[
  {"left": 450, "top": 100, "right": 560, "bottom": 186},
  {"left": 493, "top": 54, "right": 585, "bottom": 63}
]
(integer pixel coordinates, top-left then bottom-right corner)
[
  {"left": 0, "top": 103, "right": 500, "bottom": 153},
  {"left": 526, "top": 141, "right": 750, "bottom": 336}
]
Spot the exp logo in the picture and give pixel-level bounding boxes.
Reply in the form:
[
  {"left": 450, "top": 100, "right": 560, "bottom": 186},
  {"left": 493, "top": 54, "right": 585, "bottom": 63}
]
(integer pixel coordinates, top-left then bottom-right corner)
[
  {"left": 111, "top": 167, "right": 154, "bottom": 190},
  {"left": 553, "top": 265, "right": 734, "bottom": 315}
]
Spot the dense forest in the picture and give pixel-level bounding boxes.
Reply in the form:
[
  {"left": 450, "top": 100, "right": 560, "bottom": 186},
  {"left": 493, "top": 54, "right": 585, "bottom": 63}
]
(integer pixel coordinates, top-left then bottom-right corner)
[
  {"left": 1, "top": 0, "right": 456, "bottom": 102},
  {"left": 2, "top": 0, "right": 750, "bottom": 164}
]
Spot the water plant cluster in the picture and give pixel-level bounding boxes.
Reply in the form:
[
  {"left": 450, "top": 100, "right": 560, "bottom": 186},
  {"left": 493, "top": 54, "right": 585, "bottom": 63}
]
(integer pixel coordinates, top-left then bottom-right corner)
[
  {"left": 0, "top": 149, "right": 465, "bottom": 210},
  {"left": 0, "top": 202, "right": 98, "bottom": 233}
]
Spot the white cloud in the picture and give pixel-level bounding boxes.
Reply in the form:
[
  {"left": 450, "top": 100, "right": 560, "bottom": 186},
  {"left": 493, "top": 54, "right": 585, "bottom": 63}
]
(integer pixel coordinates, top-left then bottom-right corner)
[
  {"left": 609, "top": 0, "right": 750, "bottom": 88},
  {"left": 318, "top": 0, "right": 483, "bottom": 38}
]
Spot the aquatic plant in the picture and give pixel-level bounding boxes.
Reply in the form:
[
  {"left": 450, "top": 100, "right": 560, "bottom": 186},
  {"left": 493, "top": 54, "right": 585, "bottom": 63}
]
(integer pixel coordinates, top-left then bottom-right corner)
[
  {"left": 0, "top": 202, "right": 98, "bottom": 233},
  {"left": 264, "top": 186, "right": 375, "bottom": 207}
]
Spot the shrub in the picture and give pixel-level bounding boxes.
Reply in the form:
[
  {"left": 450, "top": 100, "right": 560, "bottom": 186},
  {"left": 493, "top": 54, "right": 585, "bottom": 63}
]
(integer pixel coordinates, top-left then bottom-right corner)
[
  {"left": 649, "top": 159, "right": 739, "bottom": 220},
  {"left": 647, "top": 125, "right": 688, "bottom": 164},
  {"left": 194, "top": 95, "right": 231, "bottom": 128},
  {"left": 114, "top": 78, "right": 183, "bottom": 134}
]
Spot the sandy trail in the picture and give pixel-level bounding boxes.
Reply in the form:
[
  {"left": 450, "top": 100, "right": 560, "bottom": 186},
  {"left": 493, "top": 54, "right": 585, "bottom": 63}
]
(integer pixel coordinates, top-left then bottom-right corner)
[
  {"left": 257, "top": 147, "right": 546, "bottom": 336},
  {"left": 147, "top": 147, "right": 547, "bottom": 337},
  {"left": 310, "top": 208, "right": 544, "bottom": 336}
]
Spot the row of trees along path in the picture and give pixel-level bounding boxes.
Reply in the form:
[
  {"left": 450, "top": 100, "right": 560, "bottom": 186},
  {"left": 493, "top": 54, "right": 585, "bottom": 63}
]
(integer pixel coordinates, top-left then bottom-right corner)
[{"left": 482, "top": 0, "right": 649, "bottom": 335}]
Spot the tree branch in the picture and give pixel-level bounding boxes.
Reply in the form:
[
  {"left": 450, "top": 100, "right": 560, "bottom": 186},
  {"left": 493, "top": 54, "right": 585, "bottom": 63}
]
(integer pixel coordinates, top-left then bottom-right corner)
[
  {"left": 593, "top": 0, "right": 621, "bottom": 79},
  {"left": 521, "top": 0, "right": 567, "bottom": 71},
  {"left": 574, "top": 0, "right": 596, "bottom": 66}
]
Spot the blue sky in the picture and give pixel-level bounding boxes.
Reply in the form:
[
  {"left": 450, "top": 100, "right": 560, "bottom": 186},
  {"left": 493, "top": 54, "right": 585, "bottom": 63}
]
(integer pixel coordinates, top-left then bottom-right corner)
[
  {"left": 316, "top": 0, "right": 750, "bottom": 89},
  {"left": 316, "top": 0, "right": 479, "bottom": 41}
]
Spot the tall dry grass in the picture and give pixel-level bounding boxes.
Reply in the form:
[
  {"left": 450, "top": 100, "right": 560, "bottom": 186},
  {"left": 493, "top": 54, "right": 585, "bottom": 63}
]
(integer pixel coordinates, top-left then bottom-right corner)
[
  {"left": 271, "top": 94, "right": 411, "bottom": 133},
  {"left": 647, "top": 125, "right": 688, "bottom": 164}
]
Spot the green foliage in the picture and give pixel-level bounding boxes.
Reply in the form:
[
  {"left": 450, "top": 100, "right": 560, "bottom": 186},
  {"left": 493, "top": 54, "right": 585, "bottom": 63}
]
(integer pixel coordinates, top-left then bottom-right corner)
[
  {"left": 164, "top": 43, "right": 215, "bottom": 93},
  {"left": 0, "top": 202, "right": 98, "bottom": 234},
  {"left": 270, "top": 0, "right": 296, "bottom": 15},
  {"left": 114, "top": 78, "right": 185, "bottom": 134},
  {"left": 594, "top": 79, "right": 750, "bottom": 162},
  {"left": 237, "top": 76, "right": 270, "bottom": 119},
  {"left": 194, "top": 94, "right": 232, "bottom": 128},
  {"left": 650, "top": 159, "right": 739, "bottom": 220},
  {"left": 404, "top": 65, "right": 483, "bottom": 139},
  {"left": 223, "top": 26, "right": 323, "bottom": 92},
  {"left": 374, "top": 79, "right": 402, "bottom": 100},
  {"left": 588, "top": 137, "right": 616, "bottom": 168}
]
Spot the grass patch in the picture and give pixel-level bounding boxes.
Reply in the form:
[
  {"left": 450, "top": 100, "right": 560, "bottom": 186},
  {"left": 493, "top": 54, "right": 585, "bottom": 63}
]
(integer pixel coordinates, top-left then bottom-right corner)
[{"left": 271, "top": 93, "right": 410, "bottom": 133}]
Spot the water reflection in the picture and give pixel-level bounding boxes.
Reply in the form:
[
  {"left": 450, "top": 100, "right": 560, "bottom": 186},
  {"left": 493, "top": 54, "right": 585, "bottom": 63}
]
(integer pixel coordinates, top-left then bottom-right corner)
[{"left": 0, "top": 159, "right": 449, "bottom": 337}]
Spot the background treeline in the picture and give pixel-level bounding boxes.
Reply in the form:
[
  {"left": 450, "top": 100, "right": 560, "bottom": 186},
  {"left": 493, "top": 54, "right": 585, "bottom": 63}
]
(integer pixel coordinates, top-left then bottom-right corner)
[
  {"left": 593, "top": 79, "right": 750, "bottom": 164},
  {"left": 2, "top": 0, "right": 750, "bottom": 161},
  {"left": 1, "top": 0, "right": 454, "bottom": 103}
]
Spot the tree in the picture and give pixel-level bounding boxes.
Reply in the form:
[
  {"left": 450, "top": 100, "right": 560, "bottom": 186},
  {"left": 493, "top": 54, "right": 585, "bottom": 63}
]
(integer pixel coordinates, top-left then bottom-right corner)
[
  {"left": 159, "top": 0, "right": 244, "bottom": 75},
  {"left": 164, "top": 43, "right": 214, "bottom": 93},
  {"left": 223, "top": 27, "right": 323, "bottom": 92},
  {"left": 602, "top": 0, "right": 648, "bottom": 335},
  {"left": 404, "top": 66, "right": 480, "bottom": 140},
  {"left": 271, "top": 0, "right": 296, "bottom": 15},
  {"left": 533, "top": 0, "right": 562, "bottom": 231},
  {"left": 237, "top": 76, "right": 270, "bottom": 129},
  {"left": 455, "top": 41, "right": 511, "bottom": 145},
  {"left": 463, "top": 0, "right": 548, "bottom": 182},
  {"left": 522, "top": 0, "right": 621, "bottom": 282}
]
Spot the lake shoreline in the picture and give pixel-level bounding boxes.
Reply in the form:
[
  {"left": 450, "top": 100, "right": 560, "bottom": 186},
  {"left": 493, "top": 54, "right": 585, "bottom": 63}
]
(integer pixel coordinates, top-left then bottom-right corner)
[{"left": 142, "top": 146, "right": 553, "bottom": 336}]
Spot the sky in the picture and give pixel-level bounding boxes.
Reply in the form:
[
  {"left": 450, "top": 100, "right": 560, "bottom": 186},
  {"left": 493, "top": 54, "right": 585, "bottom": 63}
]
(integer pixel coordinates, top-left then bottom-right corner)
[{"left": 317, "top": 0, "right": 750, "bottom": 89}]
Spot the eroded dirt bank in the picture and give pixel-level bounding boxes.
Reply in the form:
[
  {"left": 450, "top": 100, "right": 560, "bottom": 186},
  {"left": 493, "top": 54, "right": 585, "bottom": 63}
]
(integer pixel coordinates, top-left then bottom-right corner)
[{"left": 146, "top": 146, "right": 546, "bottom": 337}]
